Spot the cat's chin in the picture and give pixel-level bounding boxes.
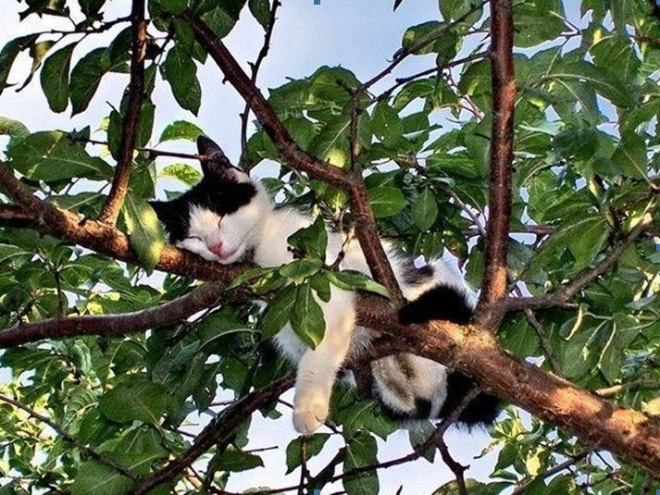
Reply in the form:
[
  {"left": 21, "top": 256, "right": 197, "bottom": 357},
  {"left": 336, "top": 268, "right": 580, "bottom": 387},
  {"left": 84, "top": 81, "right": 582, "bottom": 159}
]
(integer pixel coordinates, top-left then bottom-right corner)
[{"left": 215, "top": 246, "right": 246, "bottom": 265}]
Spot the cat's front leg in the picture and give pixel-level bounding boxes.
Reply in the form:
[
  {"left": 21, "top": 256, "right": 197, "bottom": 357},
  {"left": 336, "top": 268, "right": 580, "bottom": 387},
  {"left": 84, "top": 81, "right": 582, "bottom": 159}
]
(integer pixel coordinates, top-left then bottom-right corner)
[{"left": 293, "top": 290, "right": 356, "bottom": 435}]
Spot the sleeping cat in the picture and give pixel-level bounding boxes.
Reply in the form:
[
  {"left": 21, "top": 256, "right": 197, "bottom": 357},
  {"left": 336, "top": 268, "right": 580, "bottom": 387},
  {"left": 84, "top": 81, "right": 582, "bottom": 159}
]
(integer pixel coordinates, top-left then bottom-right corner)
[{"left": 151, "top": 136, "right": 499, "bottom": 435}]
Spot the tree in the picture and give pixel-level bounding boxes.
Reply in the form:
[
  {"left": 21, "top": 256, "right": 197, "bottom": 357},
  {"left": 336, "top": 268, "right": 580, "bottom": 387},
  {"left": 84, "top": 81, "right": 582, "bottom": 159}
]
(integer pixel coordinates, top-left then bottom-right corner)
[{"left": 0, "top": 0, "right": 659, "bottom": 493}]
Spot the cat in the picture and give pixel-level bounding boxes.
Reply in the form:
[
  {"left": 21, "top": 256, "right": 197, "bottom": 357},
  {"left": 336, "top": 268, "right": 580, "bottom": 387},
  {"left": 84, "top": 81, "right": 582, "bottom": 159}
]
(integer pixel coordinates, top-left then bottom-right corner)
[{"left": 150, "top": 136, "right": 499, "bottom": 435}]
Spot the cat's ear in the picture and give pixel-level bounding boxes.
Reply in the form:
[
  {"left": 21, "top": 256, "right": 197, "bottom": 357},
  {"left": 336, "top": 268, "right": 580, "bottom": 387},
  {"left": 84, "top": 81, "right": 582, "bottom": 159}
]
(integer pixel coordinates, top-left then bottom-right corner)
[
  {"left": 197, "top": 136, "right": 234, "bottom": 181},
  {"left": 149, "top": 200, "right": 175, "bottom": 224}
]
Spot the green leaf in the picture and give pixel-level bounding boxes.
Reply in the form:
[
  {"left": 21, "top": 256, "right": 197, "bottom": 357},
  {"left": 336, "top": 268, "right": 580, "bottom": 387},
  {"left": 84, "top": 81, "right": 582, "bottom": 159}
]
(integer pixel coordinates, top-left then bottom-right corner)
[
  {"left": 291, "top": 283, "right": 326, "bottom": 349},
  {"left": 279, "top": 259, "right": 323, "bottom": 284},
  {"left": 326, "top": 270, "right": 389, "bottom": 298},
  {"left": 611, "top": 133, "right": 648, "bottom": 179},
  {"left": 69, "top": 47, "right": 107, "bottom": 115},
  {"left": 0, "top": 117, "right": 29, "bottom": 139},
  {"left": 218, "top": 445, "right": 264, "bottom": 472},
  {"left": 343, "top": 432, "right": 379, "bottom": 495},
  {"left": 200, "top": 1, "right": 247, "bottom": 39},
  {"left": 6, "top": 131, "right": 113, "bottom": 181},
  {"left": 566, "top": 215, "right": 610, "bottom": 271},
  {"left": 285, "top": 434, "right": 330, "bottom": 474},
  {"left": 0, "top": 35, "right": 38, "bottom": 96},
  {"left": 40, "top": 43, "right": 76, "bottom": 113},
  {"left": 547, "top": 61, "right": 633, "bottom": 108},
  {"left": 372, "top": 102, "right": 403, "bottom": 147},
  {"left": 261, "top": 284, "right": 297, "bottom": 337},
  {"left": 514, "top": 1, "right": 566, "bottom": 48},
  {"left": 158, "top": 163, "right": 202, "bottom": 186},
  {"left": 249, "top": 0, "right": 271, "bottom": 28},
  {"left": 99, "top": 381, "right": 168, "bottom": 424},
  {"left": 227, "top": 266, "right": 278, "bottom": 290},
  {"left": 308, "top": 108, "right": 351, "bottom": 165},
  {"left": 161, "top": 45, "right": 202, "bottom": 114},
  {"left": 122, "top": 194, "right": 165, "bottom": 273},
  {"left": 71, "top": 460, "right": 132, "bottom": 495},
  {"left": 18, "top": 40, "right": 55, "bottom": 91},
  {"left": 159, "top": 120, "right": 204, "bottom": 142},
  {"left": 439, "top": 0, "right": 483, "bottom": 22},
  {"left": 411, "top": 187, "right": 438, "bottom": 231},
  {"left": 287, "top": 216, "right": 328, "bottom": 261},
  {"left": 367, "top": 186, "right": 408, "bottom": 218},
  {"left": 402, "top": 21, "right": 458, "bottom": 62},
  {"left": 160, "top": 0, "right": 187, "bottom": 14}
]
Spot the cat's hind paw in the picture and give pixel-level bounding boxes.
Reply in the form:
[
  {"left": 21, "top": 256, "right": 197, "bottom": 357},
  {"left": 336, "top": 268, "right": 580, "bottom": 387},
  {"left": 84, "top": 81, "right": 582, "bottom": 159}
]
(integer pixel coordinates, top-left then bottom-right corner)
[{"left": 292, "top": 400, "right": 329, "bottom": 435}]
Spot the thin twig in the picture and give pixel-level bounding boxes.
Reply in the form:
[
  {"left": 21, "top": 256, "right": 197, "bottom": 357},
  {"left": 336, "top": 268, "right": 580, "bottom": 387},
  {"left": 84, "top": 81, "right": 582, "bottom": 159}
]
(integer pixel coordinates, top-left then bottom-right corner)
[
  {"left": 0, "top": 392, "right": 139, "bottom": 480},
  {"left": 524, "top": 308, "right": 562, "bottom": 375},
  {"left": 511, "top": 451, "right": 590, "bottom": 495},
  {"left": 506, "top": 216, "right": 653, "bottom": 312},
  {"left": 130, "top": 377, "right": 294, "bottom": 495},
  {"left": 240, "top": 0, "right": 281, "bottom": 167},
  {"left": 362, "top": 1, "right": 487, "bottom": 89}
]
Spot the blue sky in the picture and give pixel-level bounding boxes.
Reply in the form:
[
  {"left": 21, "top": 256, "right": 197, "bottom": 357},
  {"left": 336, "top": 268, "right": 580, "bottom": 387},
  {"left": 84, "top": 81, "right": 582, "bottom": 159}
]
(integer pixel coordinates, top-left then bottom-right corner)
[{"left": 0, "top": 1, "right": 503, "bottom": 493}]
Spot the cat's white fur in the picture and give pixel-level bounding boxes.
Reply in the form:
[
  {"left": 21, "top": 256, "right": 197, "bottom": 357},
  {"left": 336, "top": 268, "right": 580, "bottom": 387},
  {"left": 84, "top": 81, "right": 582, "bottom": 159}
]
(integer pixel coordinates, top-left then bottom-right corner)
[{"left": 178, "top": 168, "right": 471, "bottom": 434}]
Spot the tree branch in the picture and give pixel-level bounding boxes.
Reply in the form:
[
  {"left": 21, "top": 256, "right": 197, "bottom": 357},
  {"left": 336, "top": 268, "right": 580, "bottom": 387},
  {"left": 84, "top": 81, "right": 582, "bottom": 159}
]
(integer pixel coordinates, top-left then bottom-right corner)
[
  {"left": 98, "top": 0, "right": 148, "bottom": 225},
  {"left": 4, "top": 157, "right": 660, "bottom": 474},
  {"left": 473, "top": 0, "right": 515, "bottom": 327},
  {"left": 130, "top": 377, "right": 294, "bottom": 495},
  {"left": 181, "top": 9, "right": 404, "bottom": 304},
  {"left": 0, "top": 204, "right": 34, "bottom": 228},
  {"left": 510, "top": 450, "right": 590, "bottom": 495},
  {"left": 0, "top": 160, "right": 246, "bottom": 283},
  {"left": 355, "top": 296, "right": 660, "bottom": 475},
  {"left": 505, "top": 217, "right": 652, "bottom": 312},
  {"left": 0, "top": 282, "right": 231, "bottom": 348},
  {"left": 0, "top": 392, "right": 139, "bottom": 480}
]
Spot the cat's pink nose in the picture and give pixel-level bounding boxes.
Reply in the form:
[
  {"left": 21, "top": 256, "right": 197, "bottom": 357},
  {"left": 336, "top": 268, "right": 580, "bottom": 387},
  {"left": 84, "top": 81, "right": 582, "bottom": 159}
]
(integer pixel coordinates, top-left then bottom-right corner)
[{"left": 208, "top": 242, "right": 224, "bottom": 258}]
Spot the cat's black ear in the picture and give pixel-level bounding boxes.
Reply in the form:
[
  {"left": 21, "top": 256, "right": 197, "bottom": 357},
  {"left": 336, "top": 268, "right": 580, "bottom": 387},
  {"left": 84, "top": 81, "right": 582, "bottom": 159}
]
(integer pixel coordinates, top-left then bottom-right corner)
[
  {"left": 149, "top": 200, "right": 174, "bottom": 223},
  {"left": 197, "top": 136, "right": 234, "bottom": 180}
]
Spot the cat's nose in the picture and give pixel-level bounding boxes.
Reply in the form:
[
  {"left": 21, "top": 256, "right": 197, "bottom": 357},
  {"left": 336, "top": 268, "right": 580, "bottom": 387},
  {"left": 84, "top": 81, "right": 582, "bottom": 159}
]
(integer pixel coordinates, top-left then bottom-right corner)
[{"left": 208, "top": 242, "right": 224, "bottom": 258}]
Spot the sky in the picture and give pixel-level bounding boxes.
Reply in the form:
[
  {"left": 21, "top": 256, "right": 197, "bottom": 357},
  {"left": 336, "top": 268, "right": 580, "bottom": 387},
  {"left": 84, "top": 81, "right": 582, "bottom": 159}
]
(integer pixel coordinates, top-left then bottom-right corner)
[{"left": 0, "top": 1, "right": 507, "bottom": 494}]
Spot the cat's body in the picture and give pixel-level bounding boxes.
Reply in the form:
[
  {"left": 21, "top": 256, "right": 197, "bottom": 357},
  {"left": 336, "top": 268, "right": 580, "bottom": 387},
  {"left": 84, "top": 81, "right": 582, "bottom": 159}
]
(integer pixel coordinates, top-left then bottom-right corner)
[{"left": 151, "top": 136, "right": 499, "bottom": 435}]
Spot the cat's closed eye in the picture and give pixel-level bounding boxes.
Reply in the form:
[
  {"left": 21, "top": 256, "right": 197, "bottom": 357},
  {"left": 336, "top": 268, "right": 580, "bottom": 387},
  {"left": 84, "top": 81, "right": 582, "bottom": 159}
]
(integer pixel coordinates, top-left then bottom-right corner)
[{"left": 186, "top": 236, "right": 202, "bottom": 241}]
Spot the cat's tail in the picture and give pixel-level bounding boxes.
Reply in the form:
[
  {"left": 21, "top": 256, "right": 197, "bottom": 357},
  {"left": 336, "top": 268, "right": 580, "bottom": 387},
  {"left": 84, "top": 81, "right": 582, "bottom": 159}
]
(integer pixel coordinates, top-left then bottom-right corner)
[{"left": 394, "top": 283, "right": 501, "bottom": 427}]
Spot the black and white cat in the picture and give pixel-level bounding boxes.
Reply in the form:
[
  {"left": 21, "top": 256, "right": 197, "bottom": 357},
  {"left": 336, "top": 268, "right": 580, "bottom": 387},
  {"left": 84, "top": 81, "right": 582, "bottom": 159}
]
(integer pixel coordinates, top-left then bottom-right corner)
[{"left": 151, "top": 136, "right": 499, "bottom": 435}]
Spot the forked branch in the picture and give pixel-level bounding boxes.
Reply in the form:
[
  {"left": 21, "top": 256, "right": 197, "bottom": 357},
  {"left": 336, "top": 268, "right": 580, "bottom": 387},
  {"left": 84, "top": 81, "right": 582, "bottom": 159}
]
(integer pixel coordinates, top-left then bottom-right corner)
[
  {"left": 181, "top": 9, "right": 405, "bottom": 304},
  {"left": 473, "top": 0, "right": 515, "bottom": 327}
]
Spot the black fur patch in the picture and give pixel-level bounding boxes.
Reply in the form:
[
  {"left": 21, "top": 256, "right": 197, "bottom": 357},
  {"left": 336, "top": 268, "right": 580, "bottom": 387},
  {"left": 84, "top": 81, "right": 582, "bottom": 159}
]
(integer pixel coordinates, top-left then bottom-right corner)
[
  {"left": 398, "top": 285, "right": 500, "bottom": 426},
  {"left": 399, "top": 285, "right": 473, "bottom": 326},
  {"left": 150, "top": 178, "right": 256, "bottom": 243},
  {"left": 401, "top": 259, "right": 435, "bottom": 286},
  {"left": 440, "top": 372, "right": 500, "bottom": 426}
]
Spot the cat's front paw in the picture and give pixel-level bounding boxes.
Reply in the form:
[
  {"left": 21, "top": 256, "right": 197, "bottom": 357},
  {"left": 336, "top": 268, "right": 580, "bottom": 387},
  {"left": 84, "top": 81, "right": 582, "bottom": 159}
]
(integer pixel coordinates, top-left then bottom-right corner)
[{"left": 292, "top": 397, "right": 329, "bottom": 435}]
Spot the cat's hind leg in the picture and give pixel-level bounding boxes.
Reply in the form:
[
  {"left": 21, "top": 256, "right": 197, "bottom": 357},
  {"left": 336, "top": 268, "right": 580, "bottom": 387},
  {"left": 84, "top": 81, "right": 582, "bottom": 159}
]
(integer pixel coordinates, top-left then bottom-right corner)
[{"left": 293, "top": 289, "right": 356, "bottom": 435}]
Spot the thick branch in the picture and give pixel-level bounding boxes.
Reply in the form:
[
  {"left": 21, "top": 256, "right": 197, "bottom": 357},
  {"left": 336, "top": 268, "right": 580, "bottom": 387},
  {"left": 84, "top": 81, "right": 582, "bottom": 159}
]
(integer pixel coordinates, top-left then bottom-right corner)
[
  {"left": 0, "top": 204, "right": 35, "bottom": 228},
  {"left": 0, "top": 161, "right": 246, "bottom": 283},
  {"left": 130, "top": 377, "right": 293, "bottom": 495},
  {"left": 181, "top": 9, "right": 404, "bottom": 304},
  {"left": 357, "top": 295, "right": 660, "bottom": 475},
  {"left": 98, "top": 0, "right": 148, "bottom": 225},
  {"left": 473, "top": 0, "right": 515, "bottom": 327}
]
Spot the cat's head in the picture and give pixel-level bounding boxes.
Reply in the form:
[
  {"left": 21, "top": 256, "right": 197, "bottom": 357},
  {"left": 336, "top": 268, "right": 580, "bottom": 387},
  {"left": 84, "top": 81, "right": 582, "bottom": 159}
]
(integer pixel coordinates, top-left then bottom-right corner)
[{"left": 150, "top": 136, "right": 272, "bottom": 264}]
